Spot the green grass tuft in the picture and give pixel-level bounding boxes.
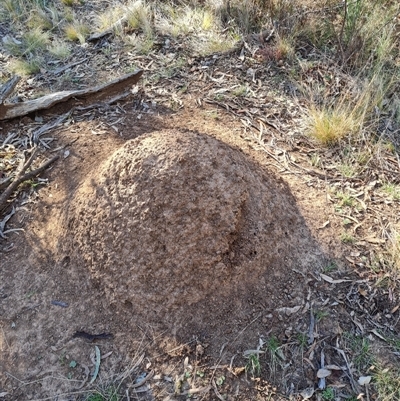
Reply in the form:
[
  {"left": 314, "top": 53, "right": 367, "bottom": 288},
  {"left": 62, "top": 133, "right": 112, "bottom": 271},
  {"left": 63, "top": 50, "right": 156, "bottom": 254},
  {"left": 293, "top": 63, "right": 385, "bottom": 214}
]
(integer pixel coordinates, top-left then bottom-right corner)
[{"left": 64, "top": 21, "right": 90, "bottom": 43}]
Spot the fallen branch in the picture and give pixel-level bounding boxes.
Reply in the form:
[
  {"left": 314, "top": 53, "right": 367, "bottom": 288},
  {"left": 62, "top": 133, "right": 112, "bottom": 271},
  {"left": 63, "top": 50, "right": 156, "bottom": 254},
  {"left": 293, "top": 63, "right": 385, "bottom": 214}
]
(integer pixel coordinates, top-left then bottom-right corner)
[
  {"left": 0, "top": 69, "right": 143, "bottom": 120},
  {"left": 0, "top": 148, "right": 60, "bottom": 214}
]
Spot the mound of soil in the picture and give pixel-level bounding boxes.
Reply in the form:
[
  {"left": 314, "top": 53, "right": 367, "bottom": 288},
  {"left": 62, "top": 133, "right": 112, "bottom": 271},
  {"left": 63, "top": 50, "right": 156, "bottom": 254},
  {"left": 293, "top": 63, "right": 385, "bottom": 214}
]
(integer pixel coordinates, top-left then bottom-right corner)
[{"left": 63, "top": 129, "right": 321, "bottom": 331}]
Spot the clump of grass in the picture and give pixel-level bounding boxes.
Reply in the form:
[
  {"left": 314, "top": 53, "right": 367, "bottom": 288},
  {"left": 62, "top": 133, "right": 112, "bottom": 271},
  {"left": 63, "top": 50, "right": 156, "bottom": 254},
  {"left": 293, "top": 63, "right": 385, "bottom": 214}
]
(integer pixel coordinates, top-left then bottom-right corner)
[
  {"left": 245, "top": 352, "right": 261, "bottom": 377},
  {"left": 63, "top": 7, "right": 74, "bottom": 23},
  {"left": 344, "top": 332, "right": 374, "bottom": 371},
  {"left": 315, "top": 310, "right": 329, "bottom": 322},
  {"left": 265, "top": 335, "right": 284, "bottom": 377},
  {"left": 335, "top": 191, "right": 356, "bottom": 207},
  {"left": 337, "top": 1, "right": 398, "bottom": 70},
  {"left": 275, "top": 36, "right": 295, "bottom": 61},
  {"left": 85, "top": 386, "right": 119, "bottom": 401},
  {"left": 156, "top": 3, "right": 239, "bottom": 56},
  {"left": 27, "top": 9, "right": 53, "bottom": 30},
  {"left": 232, "top": 85, "right": 248, "bottom": 97},
  {"left": 373, "top": 366, "right": 400, "bottom": 401},
  {"left": 158, "top": 5, "right": 195, "bottom": 37},
  {"left": 369, "top": 227, "right": 400, "bottom": 286},
  {"left": 126, "top": 0, "right": 153, "bottom": 36},
  {"left": 244, "top": 337, "right": 265, "bottom": 378},
  {"left": 386, "top": 335, "right": 400, "bottom": 353},
  {"left": 0, "top": 0, "right": 49, "bottom": 25},
  {"left": 4, "top": 28, "right": 49, "bottom": 57},
  {"left": 2, "top": 37, "right": 24, "bottom": 57},
  {"left": 61, "top": 0, "right": 76, "bottom": 6},
  {"left": 159, "top": 5, "right": 218, "bottom": 37},
  {"left": 64, "top": 21, "right": 90, "bottom": 43},
  {"left": 305, "top": 67, "right": 392, "bottom": 146},
  {"left": 296, "top": 332, "right": 308, "bottom": 349},
  {"left": 381, "top": 183, "right": 400, "bottom": 201},
  {"left": 48, "top": 40, "right": 71, "bottom": 60},
  {"left": 341, "top": 232, "right": 355, "bottom": 244},
  {"left": 134, "top": 35, "right": 154, "bottom": 55},
  {"left": 321, "top": 387, "right": 335, "bottom": 401},
  {"left": 23, "top": 28, "right": 49, "bottom": 53},
  {"left": 322, "top": 261, "right": 337, "bottom": 273},
  {"left": 338, "top": 162, "right": 357, "bottom": 178},
  {"left": 95, "top": 6, "right": 125, "bottom": 34},
  {"left": 201, "top": 9, "right": 214, "bottom": 30},
  {"left": 192, "top": 32, "right": 238, "bottom": 56},
  {"left": 305, "top": 105, "right": 359, "bottom": 145},
  {"left": 9, "top": 57, "right": 43, "bottom": 76},
  {"left": 0, "top": 0, "right": 23, "bottom": 22},
  {"left": 217, "top": 0, "right": 262, "bottom": 34}
]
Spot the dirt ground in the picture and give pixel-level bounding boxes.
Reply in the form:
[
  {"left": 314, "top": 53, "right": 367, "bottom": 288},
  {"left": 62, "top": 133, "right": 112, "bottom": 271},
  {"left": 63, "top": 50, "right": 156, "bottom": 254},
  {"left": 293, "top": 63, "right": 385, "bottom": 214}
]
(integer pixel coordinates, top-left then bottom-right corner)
[{"left": 2, "top": 93, "right": 397, "bottom": 401}]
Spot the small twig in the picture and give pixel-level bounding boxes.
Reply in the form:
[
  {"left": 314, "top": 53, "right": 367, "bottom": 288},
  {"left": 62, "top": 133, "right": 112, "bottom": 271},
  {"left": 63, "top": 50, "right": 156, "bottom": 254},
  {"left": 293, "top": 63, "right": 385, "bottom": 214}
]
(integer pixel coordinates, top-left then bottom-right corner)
[
  {"left": 308, "top": 308, "right": 315, "bottom": 345},
  {"left": 365, "top": 383, "right": 370, "bottom": 401},
  {"left": 51, "top": 59, "right": 88, "bottom": 75},
  {"left": 0, "top": 207, "right": 17, "bottom": 238},
  {"left": 211, "top": 379, "right": 225, "bottom": 401},
  {"left": 0, "top": 149, "right": 59, "bottom": 214},
  {"left": 338, "top": 0, "right": 348, "bottom": 64},
  {"left": 5, "top": 371, "right": 25, "bottom": 385},
  {"left": 334, "top": 346, "right": 359, "bottom": 393},
  {"left": 50, "top": 137, "right": 79, "bottom": 153}
]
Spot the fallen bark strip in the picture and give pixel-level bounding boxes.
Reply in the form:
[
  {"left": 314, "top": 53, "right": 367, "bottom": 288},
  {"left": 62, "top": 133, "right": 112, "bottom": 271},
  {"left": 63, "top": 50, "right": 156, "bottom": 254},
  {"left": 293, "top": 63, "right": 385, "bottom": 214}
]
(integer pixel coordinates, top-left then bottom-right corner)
[
  {"left": 0, "top": 69, "right": 143, "bottom": 120},
  {"left": 0, "top": 149, "right": 60, "bottom": 214}
]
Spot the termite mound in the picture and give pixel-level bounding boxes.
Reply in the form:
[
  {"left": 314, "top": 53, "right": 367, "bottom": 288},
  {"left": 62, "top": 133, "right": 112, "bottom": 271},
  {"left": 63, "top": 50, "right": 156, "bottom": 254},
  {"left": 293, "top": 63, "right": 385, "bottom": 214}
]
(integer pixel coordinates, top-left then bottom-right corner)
[{"left": 64, "top": 129, "right": 319, "bottom": 328}]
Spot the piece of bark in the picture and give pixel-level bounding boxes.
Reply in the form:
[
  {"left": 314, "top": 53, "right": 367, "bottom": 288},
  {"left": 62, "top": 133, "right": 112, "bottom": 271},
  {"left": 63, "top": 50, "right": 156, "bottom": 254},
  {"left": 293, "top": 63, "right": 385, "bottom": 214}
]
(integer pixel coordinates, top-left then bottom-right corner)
[
  {"left": 0, "top": 76, "right": 21, "bottom": 104},
  {"left": 0, "top": 69, "right": 143, "bottom": 120}
]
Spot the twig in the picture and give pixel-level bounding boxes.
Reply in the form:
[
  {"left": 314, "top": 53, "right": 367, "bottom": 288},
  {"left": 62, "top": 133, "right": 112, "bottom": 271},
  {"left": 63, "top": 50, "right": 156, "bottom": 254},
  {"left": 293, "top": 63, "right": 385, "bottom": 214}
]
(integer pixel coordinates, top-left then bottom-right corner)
[
  {"left": 334, "top": 346, "right": 359, "bottom": 393},
  {"left": 51, "top": 59, "right": 88, "bottom": 75},
  {"left": 308, "top": 308, "right": 315, "bottom": 345},
  {"left": 338, "top": 0, "right": 348, "bottom": 64},
  {"left": 0, "top": 149, "right": 59, "bottom": 214},
  {"left": 0, "top": 207, "right": 18, "bottom": 238},
  {"left": 211, "top": 379, "right": 225, "bottom": 401}
]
